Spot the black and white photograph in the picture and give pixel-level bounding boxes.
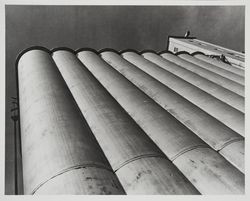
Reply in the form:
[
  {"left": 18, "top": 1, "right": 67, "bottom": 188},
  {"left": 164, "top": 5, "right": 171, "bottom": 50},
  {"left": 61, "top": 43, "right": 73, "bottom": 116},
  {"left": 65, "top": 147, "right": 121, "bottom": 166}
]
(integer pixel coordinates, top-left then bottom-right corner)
[{"left": 0, "top": 0, "right": 248, "bottom": 198}]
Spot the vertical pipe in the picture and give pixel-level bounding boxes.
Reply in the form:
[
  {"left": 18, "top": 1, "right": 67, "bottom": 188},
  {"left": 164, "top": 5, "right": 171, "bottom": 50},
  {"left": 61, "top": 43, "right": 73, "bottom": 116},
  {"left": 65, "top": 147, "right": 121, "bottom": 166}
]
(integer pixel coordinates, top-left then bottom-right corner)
[
  {"left": 123, "top": 52, "right": 244, "bottom": 137},
  {"left": 16, "top": 118, "right": 24, "bottom": 195},
  {"left": 78, "top": 50, "right": 244, "bottom": 194},
  {"left": 161, "top": 53, "right": 244, "bottom": 97},
  {"left": 52, "top": 50, "right": 199, "bottom": 195},
  {"left": 5, "top": 111, "right": 16, "bottom": 194},
  {"left": 17, "top": 49, "right": 125, "bottom": 195},
  {"left": 10, "top": 102, "right": 18, "bottom": 195},
  {"left": 100, "top": 51, "right": 244, "bottom": 174},
  {"left": 10, "top": 100, "right": 23, "bottom": 194},
  {"left": 177, "top": 54, "right": 244, "bottom": 84},
  {"left": 194, "top": 54, "right": 245, "bottom": 77},
  {"left": 142, "top": 52, "right": 244, "bottom": 113}
]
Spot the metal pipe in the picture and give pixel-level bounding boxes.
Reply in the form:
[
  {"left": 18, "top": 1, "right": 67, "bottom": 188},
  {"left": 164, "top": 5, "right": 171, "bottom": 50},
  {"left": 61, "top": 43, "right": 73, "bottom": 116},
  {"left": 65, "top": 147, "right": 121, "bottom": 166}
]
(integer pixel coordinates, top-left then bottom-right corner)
[
  {"left": 161, "top": 53, "right": 244, "bottom": 97},
  {"left": 10, "top": 101, "right": 18, "bottom": 194},
  {"left": 53, "top": 50, "right": 199, "bottom": 194},
  {"left": 79, "top": 50, "right": 244, "bottom": 194},
  {"left": 194, "top": 54, "right": 245, "bottom": 76},
  {"left": 142, "top": 52, "right": 244, "bottom": 113},
  {"left": 10, "top": 99, "right": 23, "bottom": 194},
  {"left": 123, "top": 52, "right": 244, "bottom": 137},
  {"left": 17, "top": 49, "right": 125, "bottom": 194},
  {"left": 100, "top": 51, "right": 244, "bottom": 174}
]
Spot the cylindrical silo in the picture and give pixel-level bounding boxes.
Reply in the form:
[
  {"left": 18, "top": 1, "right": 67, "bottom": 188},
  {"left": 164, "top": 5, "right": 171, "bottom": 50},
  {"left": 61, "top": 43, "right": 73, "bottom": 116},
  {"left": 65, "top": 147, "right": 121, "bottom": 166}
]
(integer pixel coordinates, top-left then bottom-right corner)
[
  {"left": 219, "top": 140, "right": 245, "bottom": 173},
  {"left": 142, "top": 52, "right": 244, "bottom": 113},
  {"left": 17, "top": 48, "right": 125, "bottom": 195},
  {"left": 52, "top": 49, "right": 200, "bottom": 195},
  {"left": 78, "top": 50, "right": 244, "bottom": 194},
  {"left": 161, "top": 53, "right": 244, "bottom": 97},
  {"left": 173, "top": 147, "right": 244, "bottom": 194},
  {"left": 122, "top": 52, "right": 244, "bottom": 137},
  {"left": 193, "top": 54, "right": 245, "bottom": 77},
  {"left": 100, "top": 51, "right": 244, "bottom": 173},
  {"left": 177, "top": 53, "right": 244, "bottom": 85},
  {"left": 76, "top": 50, "right": 206, "bottom": 160}
]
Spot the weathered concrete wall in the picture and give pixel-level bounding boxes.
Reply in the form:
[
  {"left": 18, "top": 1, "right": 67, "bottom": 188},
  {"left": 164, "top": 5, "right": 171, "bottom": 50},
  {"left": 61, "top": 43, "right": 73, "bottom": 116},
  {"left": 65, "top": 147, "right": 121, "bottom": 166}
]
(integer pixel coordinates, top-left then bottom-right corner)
[{"left": 17, "top": 49, "right": 125, "bottom": 194}]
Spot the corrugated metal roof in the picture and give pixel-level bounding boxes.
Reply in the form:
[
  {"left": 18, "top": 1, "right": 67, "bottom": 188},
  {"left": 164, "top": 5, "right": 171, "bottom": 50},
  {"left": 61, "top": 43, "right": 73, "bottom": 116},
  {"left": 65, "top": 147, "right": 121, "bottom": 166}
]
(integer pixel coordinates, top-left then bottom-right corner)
[{"left": 16, "top": 46, "right": 245, "bottom": 195}]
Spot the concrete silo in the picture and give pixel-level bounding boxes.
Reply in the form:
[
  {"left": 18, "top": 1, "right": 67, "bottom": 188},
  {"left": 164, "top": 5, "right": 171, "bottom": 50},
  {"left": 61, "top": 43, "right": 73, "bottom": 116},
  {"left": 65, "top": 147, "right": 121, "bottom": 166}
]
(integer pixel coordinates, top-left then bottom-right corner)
[
  {"left": 17, "top": 48, "right": 125, "bottom": 194},
  {"left": 122, "top": 52, "right": 244, "bottom": 136},
  {"left": 14, "top": 36, "right": 245, "bottom": 194},
  {"left": 193, "top": 54, "right": 245, "bottom": 76},
  {"left": 178, "top": 53, "right": 244, "bottom": 85},
  {"left": 100, "top": 51, "right": 244, "bottom": 174},
  {"left": 161, "top": 53, "right": 244, "bottom": 97},
  {"left": 142, "top": 52, "right": 244, "bottom": 112},
  {"left": 78, "top": 50, "right": 244, "bottom": 194},
  {"left": 52, "top": 49, "right": 200, "bottom": 194}
]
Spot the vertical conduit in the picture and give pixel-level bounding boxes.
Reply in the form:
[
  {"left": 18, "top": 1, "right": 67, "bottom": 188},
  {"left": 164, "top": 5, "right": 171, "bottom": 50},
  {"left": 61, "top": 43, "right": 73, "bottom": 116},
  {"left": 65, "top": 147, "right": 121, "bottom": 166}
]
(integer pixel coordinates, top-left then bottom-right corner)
[
  {"left": 10, "top": 98, "right": 24, "bottom": 194},
  {"left": 52, "top": 50, "right": 199, "bottom": 195},
  {"left": 78, "top": 50, "right": 244, "bottom": 194},
  {"left": 101, "top": 51, "right": 244, "bottom": 174},
  {"left": 17, "top": 49, "right": 125, "bottom": 194}
]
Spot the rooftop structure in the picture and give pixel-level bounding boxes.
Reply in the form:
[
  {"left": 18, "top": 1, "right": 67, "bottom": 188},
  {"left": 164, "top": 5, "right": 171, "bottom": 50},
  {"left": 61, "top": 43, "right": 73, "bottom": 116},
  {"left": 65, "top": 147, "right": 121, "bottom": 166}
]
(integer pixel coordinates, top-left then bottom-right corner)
[{"left": 167, "top": 36, "right": 245, "bottom": 68}]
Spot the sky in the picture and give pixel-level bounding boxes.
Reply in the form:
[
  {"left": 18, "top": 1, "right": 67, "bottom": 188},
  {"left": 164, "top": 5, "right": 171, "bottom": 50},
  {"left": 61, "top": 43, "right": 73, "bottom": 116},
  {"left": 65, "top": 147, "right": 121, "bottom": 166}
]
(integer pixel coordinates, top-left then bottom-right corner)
[{"left": 5, "top": 5, "right": 245, "bottom": 194}]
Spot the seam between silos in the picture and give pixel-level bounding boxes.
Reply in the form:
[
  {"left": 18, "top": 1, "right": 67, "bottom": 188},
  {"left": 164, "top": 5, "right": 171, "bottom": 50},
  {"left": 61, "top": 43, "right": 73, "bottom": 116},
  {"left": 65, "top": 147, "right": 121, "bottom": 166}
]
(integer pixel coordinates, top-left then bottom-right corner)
[
  {"left": 218, "top": 138, "right": 244, "bottom": 151},
  {"left": 171, "top": 144, "right": 209, "bottom": 162},
  {"left": 31, "top": 164, "right": 113, "bottom": 194},
  {"left": 114, "top": 154, "right": 166, "bottom": 173},
  {"left": 171, "top": 138, "right": 244, "bottom": 162}
]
